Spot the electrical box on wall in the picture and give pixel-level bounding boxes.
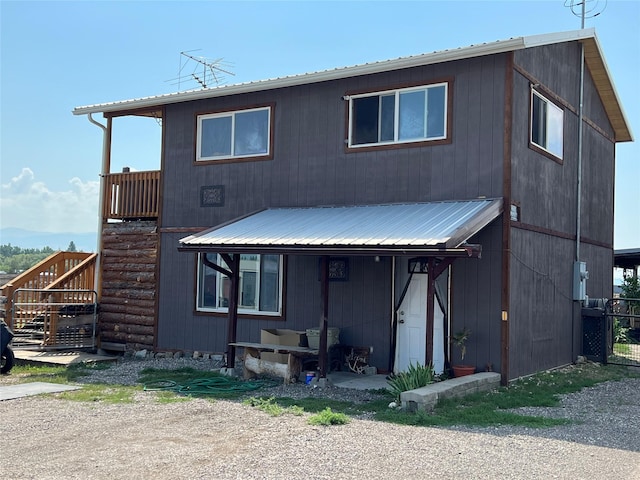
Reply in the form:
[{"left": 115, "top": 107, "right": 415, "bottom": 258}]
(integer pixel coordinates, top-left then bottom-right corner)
[{"left": 573, "top": 261, "right": 589, "bottom": 301}]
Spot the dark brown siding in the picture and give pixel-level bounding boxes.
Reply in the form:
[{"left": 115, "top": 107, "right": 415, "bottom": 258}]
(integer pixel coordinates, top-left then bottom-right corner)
[
  {"left": 508, "top": 42, "right": 615, "bottom": 379},
  {"left": 451, "top": 221, "right": 503, "bottom": 373},
  {"left": 156, "top": 54, "right": 509, "bottom": 366}
]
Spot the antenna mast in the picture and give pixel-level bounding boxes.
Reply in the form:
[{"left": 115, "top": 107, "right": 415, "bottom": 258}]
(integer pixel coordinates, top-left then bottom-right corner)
[
  {"left": 167, "top": 51, "right": 235, "bottom": 91},
  {"left": 564, "top": 0, "right": 607, "bottom": 28}
]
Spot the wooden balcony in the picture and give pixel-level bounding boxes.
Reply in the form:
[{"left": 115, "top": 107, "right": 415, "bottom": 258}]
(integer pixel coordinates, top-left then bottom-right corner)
[{"left": 103, "top": 170, "right": 160, "bottom": 221}]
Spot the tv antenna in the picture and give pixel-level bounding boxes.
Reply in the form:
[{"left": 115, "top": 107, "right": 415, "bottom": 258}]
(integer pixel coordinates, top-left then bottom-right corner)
[
  {"left": 564, "top": 0, "right": 607, "bottom": 28},
  {"left": 167, "top": 50, "right": 235, "bottom": 91}
]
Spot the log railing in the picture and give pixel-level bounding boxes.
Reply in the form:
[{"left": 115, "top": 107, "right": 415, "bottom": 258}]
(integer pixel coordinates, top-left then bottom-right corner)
[
  {"left": 0, "top": 251, "right": 95, "bottom": 329},
  {"left": 103, "top": 170, "right": 161, "bottom": 220}
]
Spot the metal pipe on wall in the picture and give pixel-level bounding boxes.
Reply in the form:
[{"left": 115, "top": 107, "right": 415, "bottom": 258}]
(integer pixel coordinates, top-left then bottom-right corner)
[{"left": 86, "top": 113, "right": 109, "bottom": 298}]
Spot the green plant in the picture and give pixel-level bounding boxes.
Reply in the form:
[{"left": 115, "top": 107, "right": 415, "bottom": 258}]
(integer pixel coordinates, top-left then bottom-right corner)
[
  {"left": 451, "top": 327, "right": 471, "bottom": 362},
  {"left": 307, "top": 407, "right": 350, "bottom": 426},
  {"left": 614, "top": 317, "right": 630, "bottom": 344},
  {"left": 244, "top": 396, "right": 285, "bottom": 416},
  {"left": 243, "top": 397, "right": 305, "bottom": 417},
  {"left": 386, "top": 362, "right": 435, "bottom": 400}
]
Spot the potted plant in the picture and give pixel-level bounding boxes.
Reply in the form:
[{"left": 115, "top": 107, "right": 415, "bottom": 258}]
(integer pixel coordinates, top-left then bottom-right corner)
[{"left": 450, "top": 327, "right": 475, "bottom": 377}]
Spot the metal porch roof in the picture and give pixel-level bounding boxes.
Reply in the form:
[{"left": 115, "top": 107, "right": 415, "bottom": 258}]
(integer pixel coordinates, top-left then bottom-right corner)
[{"left": 178, "top": 198, "right": 503, "bottom": 256}]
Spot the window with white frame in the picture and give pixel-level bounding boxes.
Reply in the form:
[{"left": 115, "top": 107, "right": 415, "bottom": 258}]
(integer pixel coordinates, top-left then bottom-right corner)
[
  {"left": 197, "top": 253, "right": 283, "bottom": 315},
  {"left": 196, "top": 106, "right": 271, "bottom": 161},
  {"left": 348, "top": 82, "right": 448, "bottom": 148},
  {"left": 530, "top": 89, "right": 563, "bottom": 160}
]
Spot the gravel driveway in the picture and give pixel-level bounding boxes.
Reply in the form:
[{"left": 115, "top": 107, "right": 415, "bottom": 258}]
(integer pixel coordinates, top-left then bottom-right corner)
[{"left": 1, "top": 358, "right": 638, "bottom": 479}]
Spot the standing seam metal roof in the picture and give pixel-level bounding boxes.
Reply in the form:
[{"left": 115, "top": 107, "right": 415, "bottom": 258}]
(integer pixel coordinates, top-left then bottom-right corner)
[{"left": 179, "top": 198, "right": 503, "bottom": 254}]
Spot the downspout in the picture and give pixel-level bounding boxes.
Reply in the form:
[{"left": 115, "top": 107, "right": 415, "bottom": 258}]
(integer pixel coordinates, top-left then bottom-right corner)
[{"left": 87, "top": 113, "right": 108, "bottom": 299}]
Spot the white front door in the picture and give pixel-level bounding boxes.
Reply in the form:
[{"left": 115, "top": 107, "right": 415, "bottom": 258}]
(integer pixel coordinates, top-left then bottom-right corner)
[{"left": 395, "top": 258, "right": 446, "bottom": 374}]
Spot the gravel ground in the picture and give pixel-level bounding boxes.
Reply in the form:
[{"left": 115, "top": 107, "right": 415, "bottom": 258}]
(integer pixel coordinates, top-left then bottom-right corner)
[{"left": 0, "top": 357, "right": 639, "bottom": 479}]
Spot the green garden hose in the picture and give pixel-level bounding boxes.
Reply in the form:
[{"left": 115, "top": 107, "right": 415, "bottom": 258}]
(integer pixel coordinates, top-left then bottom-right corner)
[{"left": 143, "top": 376, "right": 278, "bottom": 395}]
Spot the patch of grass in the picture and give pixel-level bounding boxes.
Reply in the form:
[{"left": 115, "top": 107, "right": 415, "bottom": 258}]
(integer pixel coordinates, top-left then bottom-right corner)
[
  {"left": 374, "top": 363, "right": 638, "bottom": 428},
  {"left": 243, "top": 396, "right": 305, "bottom": 416},
  {"left": 155, "top": 391, "right": 192, "bottom": 404},
  {"left": 308, "top": 407, "right": 350, "bottom": 426},
  {"left": 7, "top": 362, "right": 97, "bottom": 384},
  {"left": 613, "top": 343, "right": 631, "bottom": 355},
  {"left": 56, "top": 384, "right": 138, "bottom": 404},
  {"left": 265, "top": 395, "right": 392, "bottom": 417}
]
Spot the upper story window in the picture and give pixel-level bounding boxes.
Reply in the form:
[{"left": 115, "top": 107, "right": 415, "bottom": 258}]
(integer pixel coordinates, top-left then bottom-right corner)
[
  {"left": 197, "top": 253, "right": 283, "bottom": 315},
  {"left": 196, "top": 106, "right": 271, "bottom": 162},
  {"left": 530, "top": 89, "right": 563, "bottom": 160},
  {"left": 348, "top": 82, "right": 448, "bottom": 148}
]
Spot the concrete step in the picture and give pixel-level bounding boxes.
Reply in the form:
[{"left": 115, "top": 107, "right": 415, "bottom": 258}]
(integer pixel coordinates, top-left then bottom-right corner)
[{"left": 400, "top": 372, "right": 501, "bottom": 411}]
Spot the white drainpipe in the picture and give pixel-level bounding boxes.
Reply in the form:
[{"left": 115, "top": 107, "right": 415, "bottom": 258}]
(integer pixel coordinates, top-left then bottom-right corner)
[{"left": 87, "top": 113, "right": 108, "bottom": 298}]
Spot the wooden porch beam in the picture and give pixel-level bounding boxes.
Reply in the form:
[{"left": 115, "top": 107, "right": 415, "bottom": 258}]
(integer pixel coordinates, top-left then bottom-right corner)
[
  {"left": 318, "top": 255, "right": 329, "bottom": 378},
  {"left": 425, "top": 257, "right": 456, "bottom": 366},
  {"left": 202, "top": 253, "right": 233, "bottom": 277},
  {"left": 225, "top": 254, "right": 240, "bottom": 368}
]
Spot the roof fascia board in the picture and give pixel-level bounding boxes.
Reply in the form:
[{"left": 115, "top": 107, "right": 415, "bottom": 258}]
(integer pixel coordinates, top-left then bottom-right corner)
[
  {"left": 177, "top": 244, "right": 482, "bottom": 258},
  {"left": 445, "top": 198, "right": 503, "bottom": 248},
  {"left": 582, "top": 34, "right": 633, "bottom": 142},
  {"left": 522, "top": 27, "right": 596, "bottom": 48}
]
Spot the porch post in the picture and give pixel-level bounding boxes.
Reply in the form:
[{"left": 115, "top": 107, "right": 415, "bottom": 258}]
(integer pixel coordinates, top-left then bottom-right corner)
[
  {"left": 225, "top": 254, "right": 241, "bottom": 368},
  {"left": 425, "top": 258, "right": 436, "bottom": 366},
  {"left": 318, "top": 255, "right": 329, "bottom": 378}
]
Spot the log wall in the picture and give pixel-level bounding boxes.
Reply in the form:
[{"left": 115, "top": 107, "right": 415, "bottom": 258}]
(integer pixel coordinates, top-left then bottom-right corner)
[{"left": 100, "top": 221, "right": 158, "bottom": 350}]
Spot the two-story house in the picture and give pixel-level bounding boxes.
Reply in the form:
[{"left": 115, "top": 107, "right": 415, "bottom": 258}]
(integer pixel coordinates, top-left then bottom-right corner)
[{"left": 73, "top": 28, "right": 632, "bottom": 383}]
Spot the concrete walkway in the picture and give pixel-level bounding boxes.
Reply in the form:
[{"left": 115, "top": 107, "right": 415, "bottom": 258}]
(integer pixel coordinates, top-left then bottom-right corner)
[
  {"left": 0, "top": 382, "right": 80, "bottom": 401},
  {"left": 327, "top": 371, "right": 390, "bottom": 390}
]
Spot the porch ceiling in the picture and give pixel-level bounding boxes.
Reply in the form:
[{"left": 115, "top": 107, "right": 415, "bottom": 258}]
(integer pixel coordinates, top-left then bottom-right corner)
[{"left": 178, "top": 198, "right": 503, "bottom": 256}]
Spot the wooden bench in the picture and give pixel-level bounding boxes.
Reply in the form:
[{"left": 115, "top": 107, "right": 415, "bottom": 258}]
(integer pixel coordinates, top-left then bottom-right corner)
[{"left": 229, "top": 342, "right": 319, "bottom": 384}]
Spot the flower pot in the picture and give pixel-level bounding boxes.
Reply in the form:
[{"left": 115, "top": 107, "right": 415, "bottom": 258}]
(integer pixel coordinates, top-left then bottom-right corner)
[{"left": 452, "top": 365, "right": 475, "bottom": 377}]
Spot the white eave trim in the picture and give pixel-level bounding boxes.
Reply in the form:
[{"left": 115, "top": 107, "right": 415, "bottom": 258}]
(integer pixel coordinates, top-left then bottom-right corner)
[
  {"left": 72, "top": 37, "right": 525, "bottom": 116},
  {"left": 73, "top": 27, "right": 631, "bottom": 143}
]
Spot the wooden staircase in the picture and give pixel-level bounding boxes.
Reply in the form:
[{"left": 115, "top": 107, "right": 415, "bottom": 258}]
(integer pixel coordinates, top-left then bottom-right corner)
[{"left": 0, "top": 251, "right": 98, "bottom": 349}]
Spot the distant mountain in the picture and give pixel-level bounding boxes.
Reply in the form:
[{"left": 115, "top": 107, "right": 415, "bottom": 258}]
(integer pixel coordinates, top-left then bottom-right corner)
[{"left": 0, "top": 228, "right": 97, "bottom": 253}]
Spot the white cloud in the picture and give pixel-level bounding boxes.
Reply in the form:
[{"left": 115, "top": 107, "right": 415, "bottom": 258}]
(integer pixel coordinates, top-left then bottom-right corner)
[{"left": 0, "top": 168, "right": 99, "bottom": 233}]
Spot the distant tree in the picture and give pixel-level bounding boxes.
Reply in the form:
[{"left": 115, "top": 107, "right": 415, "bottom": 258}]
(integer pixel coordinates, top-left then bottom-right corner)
[
  {"left": 620, "top": 273, "right": 640, "bottom": 318},
  {"left": 67, "top": 241, "right": 77, "bottom": 252},
  {"left": 620, "top": 274, "right": 640, "bottom": 300},
  {"left": 0, "top": 244, "right": 56, "bottom": 274}
]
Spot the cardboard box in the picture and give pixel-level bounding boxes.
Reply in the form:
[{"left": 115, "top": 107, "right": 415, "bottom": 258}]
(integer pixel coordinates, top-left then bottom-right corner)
[{"left": 260, "top": 329, "right": 308, "bottom": 347}]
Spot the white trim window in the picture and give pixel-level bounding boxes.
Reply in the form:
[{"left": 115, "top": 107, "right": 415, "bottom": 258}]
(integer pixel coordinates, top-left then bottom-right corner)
[
  {"left": 196, "top": 106, "right": 271, "bottom": 161},
  {"left": 348, "top": 82, "right": 448, "bottom": 148},
  {"left": 197, "top": 253, "right": 283, "bottom": 315},
  {"left": 530, "top": 90, "right": 564, "bottom": 160}
]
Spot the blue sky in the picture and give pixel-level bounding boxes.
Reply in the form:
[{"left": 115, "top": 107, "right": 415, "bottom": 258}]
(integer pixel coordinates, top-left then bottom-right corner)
[{"left": 1, "top": 0, "right": 638, "bottom": 249}]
